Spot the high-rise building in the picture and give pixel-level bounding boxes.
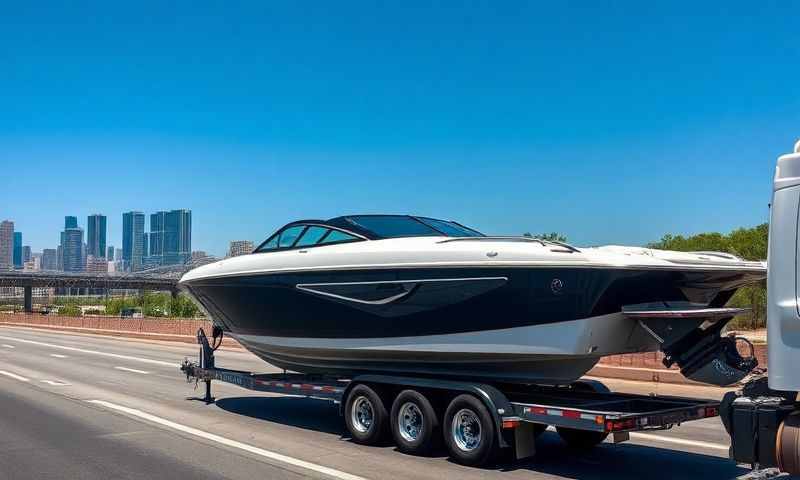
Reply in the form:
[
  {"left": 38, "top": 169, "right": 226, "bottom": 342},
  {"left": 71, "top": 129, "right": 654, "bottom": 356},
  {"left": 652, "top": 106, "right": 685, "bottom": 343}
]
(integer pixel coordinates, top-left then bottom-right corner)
[
  {"left": 228, "top": 240, "right": 254, "bottom": 257},
  {"left": 61, "top": 224, "right": 84, "bottom": 272},
  {"left": 22, "top": 246, "right": 31, "bottom": 264},
  {"left": 41, "top": 249, "right": 58, "bottom": 271},
  {"left": 12, "top": 231, "right": 22, "bottom": 269},
  {"left": 148, "top": 209, "right": 192, "bottom": 266},
  {"left": 107, "top": 246, "right": 114, "bottom": 261},
  {"left": 87, "top": 214, "right": 107, "bottom": 259},
  {"left": 166, "top": 209, "right": 191, "bottom": 265},
  {"left": 149, "top": 211, "right": 166, "bottom": 265},
  {"left": 122, "top": 211, "right": 145, "bottom": 271},
  {"left": 65, "top": 216, "right": 78, "bottom": 229},
  {"left": 0, "top": 221, "right": 13, "bottom": 271}
]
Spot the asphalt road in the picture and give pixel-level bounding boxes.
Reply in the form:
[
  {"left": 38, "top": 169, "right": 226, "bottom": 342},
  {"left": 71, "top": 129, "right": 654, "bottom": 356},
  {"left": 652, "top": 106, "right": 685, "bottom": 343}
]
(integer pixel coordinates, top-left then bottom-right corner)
[{"left": 0, "top": 325, "right": 767, "bottom": 480}]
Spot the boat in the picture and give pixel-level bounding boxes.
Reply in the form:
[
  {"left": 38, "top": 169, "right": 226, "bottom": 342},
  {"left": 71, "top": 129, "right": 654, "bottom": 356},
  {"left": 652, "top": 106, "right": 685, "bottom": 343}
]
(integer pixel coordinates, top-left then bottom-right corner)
[{"left": 179, "top": 214, "right": 767, "bottom": 386}]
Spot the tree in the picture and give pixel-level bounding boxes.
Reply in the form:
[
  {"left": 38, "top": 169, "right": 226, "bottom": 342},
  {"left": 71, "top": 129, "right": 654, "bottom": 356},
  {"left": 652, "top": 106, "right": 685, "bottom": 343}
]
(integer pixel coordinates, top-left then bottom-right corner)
[{"left": 648, "top": 224, "right": 768, "bottom": 329}]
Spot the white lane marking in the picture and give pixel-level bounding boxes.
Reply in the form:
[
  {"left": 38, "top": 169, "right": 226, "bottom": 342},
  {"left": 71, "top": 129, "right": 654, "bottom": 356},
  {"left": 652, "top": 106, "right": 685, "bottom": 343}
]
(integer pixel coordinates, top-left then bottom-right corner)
[
  {"left": 2, "top": 344, "right": 15, "bottom": 348},
  {"left": 41, "top": 380, "right": 70, "bottom": 386},
  {"left": 87, "top": 400, "right": 368, "bottom": 480},
  {"left": 0, "top": 370, "right": 30, "bottom": 382},
  {"left": 544, "top": 426, "right": 728, "bottom": 451},
  {"left": 114, "top": 366, "right": 150, "bottom": 375},
  {"left": 0, "top": 335, "right": 175, "bottom": 367},
  {"left": 50, "top": 354, "right": 68, "bottom": 358},
  {"left": 629, "top": 432, "right": 729, "bottom": 451}
]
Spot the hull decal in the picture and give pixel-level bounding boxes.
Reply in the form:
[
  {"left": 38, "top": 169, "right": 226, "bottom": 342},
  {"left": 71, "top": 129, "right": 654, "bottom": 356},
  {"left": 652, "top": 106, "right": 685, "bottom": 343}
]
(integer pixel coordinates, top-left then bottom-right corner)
[{"left": 296, "top": 276, "right": 507, "bottom": 306}]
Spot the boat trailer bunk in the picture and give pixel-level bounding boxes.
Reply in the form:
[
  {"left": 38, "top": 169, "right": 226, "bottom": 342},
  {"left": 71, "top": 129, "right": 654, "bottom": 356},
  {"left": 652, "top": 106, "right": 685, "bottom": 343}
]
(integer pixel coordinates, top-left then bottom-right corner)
[{"left": 181, "top": 328, "right": 721, "bottom": 464}]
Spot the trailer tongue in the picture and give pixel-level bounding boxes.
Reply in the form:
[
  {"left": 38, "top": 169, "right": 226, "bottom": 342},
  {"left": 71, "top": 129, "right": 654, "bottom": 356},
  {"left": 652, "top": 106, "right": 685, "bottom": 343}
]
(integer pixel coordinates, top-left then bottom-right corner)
[{"left": 181, "top": 327, "right": 721, "bottom": 466}]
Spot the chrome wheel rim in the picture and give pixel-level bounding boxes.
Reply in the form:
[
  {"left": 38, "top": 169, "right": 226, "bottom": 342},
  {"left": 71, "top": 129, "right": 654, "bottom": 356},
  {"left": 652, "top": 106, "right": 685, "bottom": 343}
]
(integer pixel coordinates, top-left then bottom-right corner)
[
  {"left": 452, "top": 408, "right": 481, "bottom": 452},
  {"left": 351, "top": 396, "right": 374, "bottom": 433},
  {"left": 398, "top": 402, "right": 424, "bottom": 442}
]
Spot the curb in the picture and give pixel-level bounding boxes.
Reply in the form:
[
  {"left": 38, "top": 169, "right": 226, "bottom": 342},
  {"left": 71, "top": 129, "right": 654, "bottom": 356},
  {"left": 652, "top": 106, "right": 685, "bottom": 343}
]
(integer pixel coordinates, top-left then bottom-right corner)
[{"left": 589, "top": 364, "right": 706, "bottom": 386}]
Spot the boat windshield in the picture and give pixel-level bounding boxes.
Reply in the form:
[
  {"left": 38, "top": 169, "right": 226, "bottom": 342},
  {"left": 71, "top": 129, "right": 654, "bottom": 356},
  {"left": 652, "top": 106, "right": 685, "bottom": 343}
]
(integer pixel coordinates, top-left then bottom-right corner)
[{"left": 343, "top": 215, "right": 484, "bottom": 239}]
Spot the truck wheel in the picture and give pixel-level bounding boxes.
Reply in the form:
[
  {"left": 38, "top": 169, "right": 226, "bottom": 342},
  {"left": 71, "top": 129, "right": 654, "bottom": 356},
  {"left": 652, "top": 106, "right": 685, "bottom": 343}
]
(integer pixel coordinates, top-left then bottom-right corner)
[
  {"left": 556, "top": 427, "right": 608, "bottom": 449},
  {"left": 345, "top": 384, "right": 388, "bottom": 445},
  {"left": 390, "top": 390, "right": 440, "bottom": 456},
  {"left": 443, "top": 394, "right": 497, "bottom": 467},
  {"left": 777, "top": 411, "right": 800, "bottom": 475}
]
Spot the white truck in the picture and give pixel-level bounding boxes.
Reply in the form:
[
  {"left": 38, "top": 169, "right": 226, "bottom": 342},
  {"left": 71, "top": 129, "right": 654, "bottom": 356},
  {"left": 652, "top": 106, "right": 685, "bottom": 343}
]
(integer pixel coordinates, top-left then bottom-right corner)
[{"left": 719, "top": 141, "right": 800, "bottom": 476}]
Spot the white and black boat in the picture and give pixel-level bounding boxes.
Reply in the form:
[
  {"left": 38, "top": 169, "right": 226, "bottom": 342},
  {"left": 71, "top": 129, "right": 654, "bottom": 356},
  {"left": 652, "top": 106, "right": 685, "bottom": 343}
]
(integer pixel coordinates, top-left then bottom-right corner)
[{"left": 180, "top": 215, "right": 766, "bottom": 386}]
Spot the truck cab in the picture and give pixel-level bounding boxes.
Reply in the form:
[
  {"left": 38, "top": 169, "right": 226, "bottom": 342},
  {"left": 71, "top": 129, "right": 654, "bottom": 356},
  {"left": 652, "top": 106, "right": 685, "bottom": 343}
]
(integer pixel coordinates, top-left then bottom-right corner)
[{"left": 723, "top": 141, "right": 800, "bottom": 475}]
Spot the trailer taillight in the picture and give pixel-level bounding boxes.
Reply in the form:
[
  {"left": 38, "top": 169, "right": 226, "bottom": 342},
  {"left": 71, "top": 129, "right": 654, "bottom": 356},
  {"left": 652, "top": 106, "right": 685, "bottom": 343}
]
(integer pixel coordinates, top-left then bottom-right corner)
[{"left": 606, "top": 418, "right": 637, "bottom": 432}]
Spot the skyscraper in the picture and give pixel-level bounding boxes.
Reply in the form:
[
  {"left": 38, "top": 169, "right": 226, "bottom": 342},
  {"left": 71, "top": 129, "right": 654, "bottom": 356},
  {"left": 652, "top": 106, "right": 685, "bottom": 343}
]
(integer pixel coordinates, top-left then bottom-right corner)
[
  {"left": 122, "top": 211, "right": 145, "bottom": 272},
  {"left": 65, "top": 216, "right": 78, "bottom": 229},
  {"left": 41, "top": 249, "right": 58, "bottom": 271},
  {"left": 12, "top": 232, "right": 22, "bottom": 269},
  {"left": 148, "top": 209, "right": 192, "bottom": 266},
  {"left": 107, "top": 246, "right": 115, "bottom": 261},
  {"left": 87, "top": 214, "right": 107, "bottom": 259},
  {"left": 149, "top": 211, "right": 166, "bottom": 265},
  {"left": 166, "top": 209, "right": 192, "bottom": 265},
  {"left": 0, "top": 221, "right": 13, "bottom": 271},
  {"left": 22, "top": 246, "right": 31, "bottom": 264},
  {"left": 61, "top": 223, "right": 84, "bottom": 272}
]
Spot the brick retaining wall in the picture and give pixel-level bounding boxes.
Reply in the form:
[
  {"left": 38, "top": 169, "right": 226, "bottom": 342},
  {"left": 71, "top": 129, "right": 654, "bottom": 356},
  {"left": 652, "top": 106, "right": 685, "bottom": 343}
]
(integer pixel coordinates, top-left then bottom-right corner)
[{"left": 598, "top": 344, "right": 768, "bottom": 370}]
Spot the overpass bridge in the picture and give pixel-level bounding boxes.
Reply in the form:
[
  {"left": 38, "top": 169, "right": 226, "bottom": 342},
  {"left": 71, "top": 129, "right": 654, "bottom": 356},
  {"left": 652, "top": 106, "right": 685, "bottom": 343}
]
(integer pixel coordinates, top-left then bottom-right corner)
[{"left": 0, "top": 257, "right": 215, "bottom": 312}]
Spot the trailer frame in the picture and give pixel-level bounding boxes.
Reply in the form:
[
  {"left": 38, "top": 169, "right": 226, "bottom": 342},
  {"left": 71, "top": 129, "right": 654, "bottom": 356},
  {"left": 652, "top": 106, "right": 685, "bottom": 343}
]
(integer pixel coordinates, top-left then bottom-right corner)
[{"left": 181, "top": 328, "right": 722, "bottom": 462}]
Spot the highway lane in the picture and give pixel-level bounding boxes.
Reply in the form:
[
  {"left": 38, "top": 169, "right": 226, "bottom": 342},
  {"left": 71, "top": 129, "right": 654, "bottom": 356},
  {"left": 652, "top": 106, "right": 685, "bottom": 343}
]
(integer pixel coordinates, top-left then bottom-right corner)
[{"left": 0, "top": 326, "right": 754, "bottom": 480}]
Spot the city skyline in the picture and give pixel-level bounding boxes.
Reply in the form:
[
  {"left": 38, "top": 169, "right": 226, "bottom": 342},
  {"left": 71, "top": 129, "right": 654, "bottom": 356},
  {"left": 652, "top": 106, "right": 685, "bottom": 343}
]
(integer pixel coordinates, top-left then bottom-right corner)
[{"left": 1, "top": 208, "right": 200, "bottom": 272}]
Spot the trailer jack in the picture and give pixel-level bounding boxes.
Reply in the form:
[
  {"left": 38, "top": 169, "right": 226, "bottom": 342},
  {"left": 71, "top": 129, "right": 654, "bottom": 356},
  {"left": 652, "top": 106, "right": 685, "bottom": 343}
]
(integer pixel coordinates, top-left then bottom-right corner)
[{"left": 180, "top": 327, "right": 223, "bottom": 404}]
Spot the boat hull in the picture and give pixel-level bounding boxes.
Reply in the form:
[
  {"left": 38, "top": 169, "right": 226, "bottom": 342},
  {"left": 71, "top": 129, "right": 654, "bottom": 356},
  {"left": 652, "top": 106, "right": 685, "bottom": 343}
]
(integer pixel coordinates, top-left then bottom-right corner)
[{"left": 182, "top": 265, "right": 761, "bottom": 384}]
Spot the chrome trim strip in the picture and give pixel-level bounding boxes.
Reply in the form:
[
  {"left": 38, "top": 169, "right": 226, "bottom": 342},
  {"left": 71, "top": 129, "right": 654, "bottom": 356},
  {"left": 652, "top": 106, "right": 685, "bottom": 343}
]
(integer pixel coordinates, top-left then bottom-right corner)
[{"left": 295, "top": 277, "right": 508, "bottom": 305}]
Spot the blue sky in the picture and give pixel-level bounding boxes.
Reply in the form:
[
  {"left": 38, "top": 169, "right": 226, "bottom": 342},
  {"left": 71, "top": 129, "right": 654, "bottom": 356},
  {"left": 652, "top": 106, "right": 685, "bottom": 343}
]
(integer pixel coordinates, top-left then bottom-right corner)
[{"left": 1, "top": 2, "right": 798, "bottom": 256}]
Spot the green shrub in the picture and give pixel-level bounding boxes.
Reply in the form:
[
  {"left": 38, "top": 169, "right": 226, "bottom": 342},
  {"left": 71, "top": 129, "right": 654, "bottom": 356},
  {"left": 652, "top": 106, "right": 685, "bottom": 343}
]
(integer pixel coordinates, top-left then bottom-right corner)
[{"left": 59, "top": 304, "right": 81, "bottom": 316}]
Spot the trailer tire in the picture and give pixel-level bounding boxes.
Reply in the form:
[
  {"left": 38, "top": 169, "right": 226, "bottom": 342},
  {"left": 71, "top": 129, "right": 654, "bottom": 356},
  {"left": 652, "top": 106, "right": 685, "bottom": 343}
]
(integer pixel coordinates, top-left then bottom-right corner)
[
  {"left": 390, "top": 390, "right": 440, "bottom": 456},
  {"left": 345, "top": 384, "right": 388, "bottom": 445},
  {"left": 556, "top": 380, "right": 609, "bottom": 449},
  {"left": 443, "top": 394, "right": 497, "bottom": 467}
]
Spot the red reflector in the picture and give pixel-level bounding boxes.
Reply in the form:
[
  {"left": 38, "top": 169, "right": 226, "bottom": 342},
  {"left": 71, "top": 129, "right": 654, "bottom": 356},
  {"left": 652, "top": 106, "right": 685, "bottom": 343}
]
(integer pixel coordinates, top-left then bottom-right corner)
[
  {"left": 502, "top": 420, "right": 520, "bottom": 429},
  {"left": 530, "top": 407, "right": 547, "bottom": 415},
  {"left": 705, "top": 407, "right": 718, "bottom": 417},
  {"left": 563, "top": 410, "right": 581, "bottom": 419},
  {"left": 608, "top": 419, "right": 636, "bottom": 431}
]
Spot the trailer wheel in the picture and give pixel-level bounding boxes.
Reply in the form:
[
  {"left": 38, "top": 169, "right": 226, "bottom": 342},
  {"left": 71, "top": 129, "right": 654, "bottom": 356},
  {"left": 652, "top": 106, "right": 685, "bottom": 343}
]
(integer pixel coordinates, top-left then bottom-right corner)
[
  {"left": 345, "top": 384, "right": 388, "bottom": 445},
  {"left": 443, "top": 394, "right": 497, "bottom": 467},
  {"left": 390, "top": 390, "right": 440, "bottom": 456}
]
